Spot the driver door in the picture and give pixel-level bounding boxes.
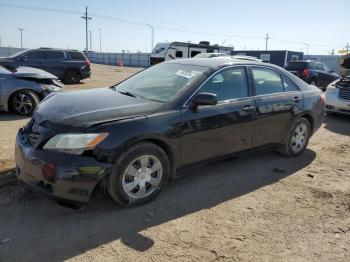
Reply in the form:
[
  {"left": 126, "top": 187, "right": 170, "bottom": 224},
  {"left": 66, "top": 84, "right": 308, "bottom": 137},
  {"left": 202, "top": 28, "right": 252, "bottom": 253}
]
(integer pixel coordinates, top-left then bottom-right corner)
[{"left": 180, "top": 66, "right": 256, "bottom": 165}]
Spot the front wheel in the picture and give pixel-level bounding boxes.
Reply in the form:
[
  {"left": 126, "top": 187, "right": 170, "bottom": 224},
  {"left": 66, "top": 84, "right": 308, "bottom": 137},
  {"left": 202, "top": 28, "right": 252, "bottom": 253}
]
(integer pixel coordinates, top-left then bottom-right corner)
[
  {"left": 108, "top": 142, "right": 170, "bottom": 207},
  {"left": 279, "top": 117, "right": 311, "bottom": 157}
]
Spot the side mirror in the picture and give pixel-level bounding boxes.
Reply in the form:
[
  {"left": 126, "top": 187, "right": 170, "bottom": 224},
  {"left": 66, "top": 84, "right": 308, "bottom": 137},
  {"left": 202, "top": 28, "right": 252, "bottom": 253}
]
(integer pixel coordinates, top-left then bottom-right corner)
[{"left": 191, "top": 92, "right": 217, "bottom": 107}]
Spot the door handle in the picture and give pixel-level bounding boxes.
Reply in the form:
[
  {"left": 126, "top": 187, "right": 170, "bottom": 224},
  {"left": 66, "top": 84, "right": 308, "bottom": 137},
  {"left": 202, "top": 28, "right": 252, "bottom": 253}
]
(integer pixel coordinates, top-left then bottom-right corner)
[
  {"left": 242, "top": 105, "right": 256, "bottom": 112},
  {"left": 293, "top": 96, "right": 302, "bottom": 102}
]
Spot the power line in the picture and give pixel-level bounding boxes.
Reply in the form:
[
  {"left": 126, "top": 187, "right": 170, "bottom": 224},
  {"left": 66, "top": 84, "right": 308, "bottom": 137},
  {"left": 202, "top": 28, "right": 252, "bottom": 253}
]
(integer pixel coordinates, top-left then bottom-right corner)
[{"left": 0, "top": 3, "right": 342, "bottom": 50}]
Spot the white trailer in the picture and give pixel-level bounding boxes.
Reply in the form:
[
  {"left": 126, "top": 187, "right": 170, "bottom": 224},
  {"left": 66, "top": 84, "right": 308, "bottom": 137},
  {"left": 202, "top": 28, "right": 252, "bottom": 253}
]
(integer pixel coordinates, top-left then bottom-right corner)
[{"left": 150, "top": 41, "right": 233, "bottom": 65}]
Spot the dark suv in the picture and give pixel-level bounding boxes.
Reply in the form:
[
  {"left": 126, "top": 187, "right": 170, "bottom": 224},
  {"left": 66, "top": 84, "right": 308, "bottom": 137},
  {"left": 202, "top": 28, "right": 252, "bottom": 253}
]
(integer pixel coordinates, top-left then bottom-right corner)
[
  {"left": 285, "top": 60, "right": 338, "bottom": 91},
  {"left": 0, "top": 48, "right": 91, "bottom": 84}
]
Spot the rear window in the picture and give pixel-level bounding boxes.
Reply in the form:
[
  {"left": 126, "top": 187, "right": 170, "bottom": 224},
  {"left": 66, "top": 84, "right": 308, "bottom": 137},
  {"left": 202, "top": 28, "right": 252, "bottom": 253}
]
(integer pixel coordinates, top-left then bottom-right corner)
[
  {"left": 68, "top": 51, "right": 86, "bottom": 60},
  {"left": 285, "top": 62, "right": 309, "bottom": 70}
]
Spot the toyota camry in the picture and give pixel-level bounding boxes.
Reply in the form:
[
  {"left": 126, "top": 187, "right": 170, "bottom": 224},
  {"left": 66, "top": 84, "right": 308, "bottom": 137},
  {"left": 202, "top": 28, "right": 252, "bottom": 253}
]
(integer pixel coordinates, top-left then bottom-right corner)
[{"left": 15, "top": 57, "right": 325, "bottom": 207}]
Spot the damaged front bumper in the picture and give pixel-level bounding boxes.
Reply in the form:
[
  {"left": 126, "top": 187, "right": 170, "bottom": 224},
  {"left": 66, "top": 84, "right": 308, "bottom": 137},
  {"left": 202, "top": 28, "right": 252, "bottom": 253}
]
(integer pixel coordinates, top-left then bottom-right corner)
[{"left": 15, "top": 129, "right": 113, "bottom": 203}]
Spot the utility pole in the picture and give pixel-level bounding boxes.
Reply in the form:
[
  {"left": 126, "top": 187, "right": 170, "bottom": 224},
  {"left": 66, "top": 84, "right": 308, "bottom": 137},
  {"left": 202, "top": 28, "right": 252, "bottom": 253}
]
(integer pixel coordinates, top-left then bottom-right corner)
[
  {"left": 302, "top": 42, "right": 310, "bottom": 55},
  {"left": 17, "top": 28, "right": 24, "bottom": 48},
  {"left": 346, "top": 42, "right": 349, "bottom": 54},
  {"left": 99, "top": 28, "right": 101, "bottom": 52},
  {"left": 81, "top": 6, "right": 92, "bottom": 52},
  {"left": 264, "top": 33, "right": 270, "bottom": 51},
  {"left": 146, "top": 24, "right": 154, "bottom": 52},
  {"left": 89, "top": 30, "right": 92, "bottom": 51}
]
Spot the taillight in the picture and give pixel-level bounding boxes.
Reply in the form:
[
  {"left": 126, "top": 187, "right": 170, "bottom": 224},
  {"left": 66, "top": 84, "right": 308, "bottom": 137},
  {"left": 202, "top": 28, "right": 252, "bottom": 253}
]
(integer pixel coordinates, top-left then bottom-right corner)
[
  {"left": 320, "top": 92, "right": 326, "bottom": 105},
  {"left": 84, "top": 60, "right": 91, "bottom": 67},
  {"left": 302, "top": 69, "right": 309, "bottom": 77}
]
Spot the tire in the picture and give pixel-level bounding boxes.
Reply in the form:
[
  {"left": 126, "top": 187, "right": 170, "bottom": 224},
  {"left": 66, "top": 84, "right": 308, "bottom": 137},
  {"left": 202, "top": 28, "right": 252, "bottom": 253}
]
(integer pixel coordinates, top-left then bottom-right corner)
[
  {"left": 64, "top": 69, "right": 80, "bottom": 84},
  {"left": 108, "top": 142, "right": 170, "bottom": 207},
  {"left": 10, "top": 90, "right": 39, "bottom": 116},
  {"left": 279, "top": 117, "right": 311, "bottom": 157}
]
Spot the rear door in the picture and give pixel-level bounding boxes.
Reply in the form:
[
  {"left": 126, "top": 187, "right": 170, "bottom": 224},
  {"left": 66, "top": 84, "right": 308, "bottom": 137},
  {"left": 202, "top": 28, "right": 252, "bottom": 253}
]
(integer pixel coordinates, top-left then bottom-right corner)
[
  {"left": 249, "top": 66, "right": 304, "bottom": 147},
  {"left": 180, "top": 66, "right": 256, "bottom": 165},
  {"left": 41, "top": 51, "right": 66, "bottom": 78}
]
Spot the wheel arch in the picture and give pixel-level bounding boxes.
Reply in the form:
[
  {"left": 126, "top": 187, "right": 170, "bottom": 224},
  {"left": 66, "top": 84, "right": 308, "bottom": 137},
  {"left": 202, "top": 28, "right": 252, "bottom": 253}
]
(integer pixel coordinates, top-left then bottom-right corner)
[{"left": 300, "top": 113, "right": 314, "bottom": 134}]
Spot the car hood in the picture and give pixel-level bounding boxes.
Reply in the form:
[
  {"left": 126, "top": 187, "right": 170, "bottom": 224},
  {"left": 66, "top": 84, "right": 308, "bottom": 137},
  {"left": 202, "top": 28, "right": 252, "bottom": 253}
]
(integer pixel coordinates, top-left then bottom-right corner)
[
  {"left": 13, "top": 66, "right": 58, "bottom": 79},
  {"left": 34, "top": 88, "right": 162, "bottom": 129}
]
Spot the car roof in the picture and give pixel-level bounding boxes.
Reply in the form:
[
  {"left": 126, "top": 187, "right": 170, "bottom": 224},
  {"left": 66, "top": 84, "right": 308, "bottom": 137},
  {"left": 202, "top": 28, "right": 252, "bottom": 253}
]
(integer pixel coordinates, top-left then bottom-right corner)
[
  {"left": 164, "top": 57, "right": 268, "bottom": 69},
  {"left": 29, "top": 48, "right": 83, "bottom": 53}
]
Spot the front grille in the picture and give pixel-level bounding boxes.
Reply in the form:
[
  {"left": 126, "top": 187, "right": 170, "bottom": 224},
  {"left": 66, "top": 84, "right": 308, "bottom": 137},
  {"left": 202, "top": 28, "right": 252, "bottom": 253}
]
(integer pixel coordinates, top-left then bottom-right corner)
[{"left": 339, "top": 88, "right": 350, "bottom": 101}]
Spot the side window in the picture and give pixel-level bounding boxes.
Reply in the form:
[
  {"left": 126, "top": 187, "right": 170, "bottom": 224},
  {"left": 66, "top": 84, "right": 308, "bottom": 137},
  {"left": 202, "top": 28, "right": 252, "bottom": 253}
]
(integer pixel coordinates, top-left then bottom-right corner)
[
  {"left": 46, "top": 51, "right": 65, "bottom": 60},
  {"left": 315, "top": 64, "right": 324, "bottom": 71},
  {"left": 191, "top": 51, "right": 201, "bottom": 57},
  {"left": 198, "top": 67, "right": 248, "bottom": 101},
  {"left": 24, "top": 51, "right": 45, "bottom": 60},
  {"left": 68, "top": 51, "right": 85, "bottom": 60},
  {"left": 175, "top": 51, "right": 183, "bottom": 58},
  {"left": 281, "top": 75, "right": 298, "bottom": 92},
  {"left": 252, "top": 67, "right": 284, "bottom": 95}
]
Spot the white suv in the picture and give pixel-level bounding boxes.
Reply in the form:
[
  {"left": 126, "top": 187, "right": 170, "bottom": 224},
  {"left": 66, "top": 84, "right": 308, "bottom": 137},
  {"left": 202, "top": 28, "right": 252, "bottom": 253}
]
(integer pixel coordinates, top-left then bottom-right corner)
[{"left": 325, "top": 76, "right": 350, "bottom": 115}]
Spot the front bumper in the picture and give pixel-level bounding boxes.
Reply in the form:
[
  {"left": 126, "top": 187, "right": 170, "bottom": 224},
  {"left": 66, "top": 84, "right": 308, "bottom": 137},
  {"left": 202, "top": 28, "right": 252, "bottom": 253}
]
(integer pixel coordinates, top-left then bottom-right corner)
[
  {"left": 15, "top": 130, "right": 112, "bottom": 203},
  {"left": 325, "top": 91, "right": 350, "bottom": 115}
]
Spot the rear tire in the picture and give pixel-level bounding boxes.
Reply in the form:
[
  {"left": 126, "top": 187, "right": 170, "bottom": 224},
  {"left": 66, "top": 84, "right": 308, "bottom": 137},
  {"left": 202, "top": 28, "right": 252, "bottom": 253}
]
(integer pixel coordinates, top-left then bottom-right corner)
[
  {"left": 279, "top": 117, "right": 311, "bottom": 157},
  {"left": 10, "top": 90, "right": 39, "bottom": 116},
  {"left": 108, "top": 142, "right": 170, "bottom": 207},
  {"left": 64, "top": 69, "right": 80, "bottom": 84}
]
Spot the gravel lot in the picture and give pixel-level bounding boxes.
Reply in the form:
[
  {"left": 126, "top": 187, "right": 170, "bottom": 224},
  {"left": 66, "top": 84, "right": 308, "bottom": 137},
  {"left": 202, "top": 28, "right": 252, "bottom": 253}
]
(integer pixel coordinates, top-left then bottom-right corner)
[{"left": 0, "top": 63, "right": 349, "bottom": 261}]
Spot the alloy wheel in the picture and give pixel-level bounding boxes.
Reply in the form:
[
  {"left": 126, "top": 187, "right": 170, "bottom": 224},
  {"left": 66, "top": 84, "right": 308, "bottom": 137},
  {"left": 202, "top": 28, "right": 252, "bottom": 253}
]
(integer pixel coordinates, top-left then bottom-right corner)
[{"left": 12, "top": 93, "right": 33, "bottom": 115}]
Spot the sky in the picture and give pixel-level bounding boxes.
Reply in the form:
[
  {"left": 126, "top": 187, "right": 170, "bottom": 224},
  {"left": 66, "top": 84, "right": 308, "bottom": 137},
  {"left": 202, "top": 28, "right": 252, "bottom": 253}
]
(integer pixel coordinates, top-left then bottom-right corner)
[{"left": 0, "top": 0, "right": 349, "bottom": 54}]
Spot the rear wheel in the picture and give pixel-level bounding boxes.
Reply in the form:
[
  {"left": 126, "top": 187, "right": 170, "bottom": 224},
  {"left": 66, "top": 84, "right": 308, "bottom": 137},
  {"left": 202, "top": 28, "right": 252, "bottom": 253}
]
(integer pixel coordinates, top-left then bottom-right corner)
[
  {"left": 10, "top": 90, "right": 39, "bottom": 116},
  {"left": 108, "top": 142, "right": 170, "bottom": 207},
  {"left": 279, "top": 117, "right": 311, "bottom": 157},
  {"left": 64, "top": 69, "right": 80, "bottom": 84}
]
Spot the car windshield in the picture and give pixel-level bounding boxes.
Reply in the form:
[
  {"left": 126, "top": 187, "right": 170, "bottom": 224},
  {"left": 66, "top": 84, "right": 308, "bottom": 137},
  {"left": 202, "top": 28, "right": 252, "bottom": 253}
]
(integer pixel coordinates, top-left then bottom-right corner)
[
  {"left": 8, "top": 50, "right": 28, "bottom": 58},
  {"left": 114, "top": 63, "right": 210, "bottom": 103}
]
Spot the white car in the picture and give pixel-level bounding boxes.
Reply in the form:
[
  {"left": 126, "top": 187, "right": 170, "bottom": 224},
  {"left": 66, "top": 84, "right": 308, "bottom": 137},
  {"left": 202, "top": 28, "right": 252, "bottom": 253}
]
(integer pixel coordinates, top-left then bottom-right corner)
[{"left": 325, "top": 76, "right": 350, "bottom": 115}]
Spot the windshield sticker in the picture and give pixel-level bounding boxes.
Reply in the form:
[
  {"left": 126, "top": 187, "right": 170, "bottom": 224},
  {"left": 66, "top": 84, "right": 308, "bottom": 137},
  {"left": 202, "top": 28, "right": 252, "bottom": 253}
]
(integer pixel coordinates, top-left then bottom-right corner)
[{"left": 174, "top": 70, "right": 196, "bottom": 79}]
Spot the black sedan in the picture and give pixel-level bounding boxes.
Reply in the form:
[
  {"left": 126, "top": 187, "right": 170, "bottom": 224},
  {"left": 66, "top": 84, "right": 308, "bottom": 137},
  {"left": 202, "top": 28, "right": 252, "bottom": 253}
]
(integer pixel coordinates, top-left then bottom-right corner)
[{"left": 15, "top": 57, "right": 326, "bottom": 207}]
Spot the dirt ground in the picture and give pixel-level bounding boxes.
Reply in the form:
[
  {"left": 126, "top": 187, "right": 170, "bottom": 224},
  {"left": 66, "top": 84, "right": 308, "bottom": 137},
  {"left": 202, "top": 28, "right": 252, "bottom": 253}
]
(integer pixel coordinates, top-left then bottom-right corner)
[{"left": 0, "top": 64, "right": 349, "bottom": 262}]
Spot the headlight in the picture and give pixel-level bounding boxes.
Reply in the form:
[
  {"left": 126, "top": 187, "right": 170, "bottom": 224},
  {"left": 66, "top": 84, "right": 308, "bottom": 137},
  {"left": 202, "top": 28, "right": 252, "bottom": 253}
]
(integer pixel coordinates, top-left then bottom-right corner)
[
  {"left": 326, "top": 80, "right": 338, "bottom": 94},
  {"left": 43, "top": 84, "right": 61, "bottom": 92},
  {"left": 43, "top": 133, "right": 109, "bottom": 155}
]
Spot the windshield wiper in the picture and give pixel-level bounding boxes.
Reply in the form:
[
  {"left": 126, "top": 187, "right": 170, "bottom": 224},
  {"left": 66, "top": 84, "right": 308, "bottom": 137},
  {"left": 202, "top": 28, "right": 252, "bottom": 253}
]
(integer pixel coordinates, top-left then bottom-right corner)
[{"left": 117, "top": 90, "right": 137, "bottom": 98}]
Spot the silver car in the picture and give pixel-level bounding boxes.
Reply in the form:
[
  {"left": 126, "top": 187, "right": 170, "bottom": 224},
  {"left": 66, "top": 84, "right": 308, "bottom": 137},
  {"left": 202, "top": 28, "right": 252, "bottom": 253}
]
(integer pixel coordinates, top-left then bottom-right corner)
[
  {"left": 325, "top": 76, "right": 350, "bottom": 115},
  {"left": 0, "top": 66, "right": 62, "bottom": 115}
]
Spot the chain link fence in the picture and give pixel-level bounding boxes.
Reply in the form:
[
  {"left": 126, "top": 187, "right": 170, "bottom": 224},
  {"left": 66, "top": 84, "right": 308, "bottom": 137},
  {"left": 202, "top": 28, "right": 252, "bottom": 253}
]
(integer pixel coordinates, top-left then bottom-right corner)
[{"left": 85, "top": 52, "right": 150, "bottom": 68}]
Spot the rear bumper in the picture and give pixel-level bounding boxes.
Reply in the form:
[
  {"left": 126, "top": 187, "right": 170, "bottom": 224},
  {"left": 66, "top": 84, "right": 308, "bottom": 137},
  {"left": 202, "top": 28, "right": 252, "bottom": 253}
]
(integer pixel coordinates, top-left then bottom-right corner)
[
  {"left": 80, "top": 67, "right": 91, "bottom": 79},
  {"left": 15, "top": 131, "right": 112, "bottom": 203}
]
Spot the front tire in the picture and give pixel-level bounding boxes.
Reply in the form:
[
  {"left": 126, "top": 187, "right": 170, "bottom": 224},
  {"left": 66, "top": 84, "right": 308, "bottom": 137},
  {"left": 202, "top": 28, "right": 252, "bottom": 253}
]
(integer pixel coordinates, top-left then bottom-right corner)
[
  {"left": 279, "top": 117, "right": 311, "bottom": 157},
  {"left": 108, "top": 142, "right": 170, "bottom": 207},
  {"left": 10, "top": 90, "right": 39, "bottom": 116}
]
